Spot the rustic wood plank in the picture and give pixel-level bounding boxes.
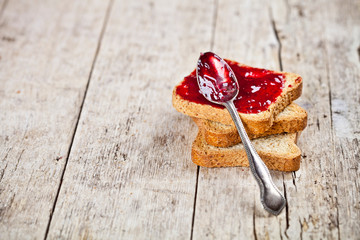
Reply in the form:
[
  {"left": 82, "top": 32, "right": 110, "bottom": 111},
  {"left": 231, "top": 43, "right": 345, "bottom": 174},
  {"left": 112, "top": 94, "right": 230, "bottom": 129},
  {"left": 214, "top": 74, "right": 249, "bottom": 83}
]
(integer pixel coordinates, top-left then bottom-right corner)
[
  {"left": 0, "top": 0, "right": 110, "bottom": 238},
  {"left": 271, "top": 0, "right": 359, "bottom": 238},
  {"left": 323, "top": 0, "right": 360, "bottom": 238},
  {"left": 192, "top": 1, "right": 287, "bottom": 239},
  {"left": 46, "top": 0, "right": 215, "bottom": 238},
  {"left": 272, "top": 0, "right": 339, "bottom": 238}
]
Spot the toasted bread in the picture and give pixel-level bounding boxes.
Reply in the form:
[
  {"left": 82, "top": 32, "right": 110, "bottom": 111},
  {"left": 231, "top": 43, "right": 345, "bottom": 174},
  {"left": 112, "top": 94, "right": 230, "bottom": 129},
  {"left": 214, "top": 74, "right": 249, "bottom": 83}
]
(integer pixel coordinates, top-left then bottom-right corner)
[
  {"left": 193, "top": 103, "right": 307, "bottom": 147},
  {"left": 191, "top": 131, "right": 301, "bottom": 171},
  {"left": 172, "top": 62, "right": 303, "bottom": 135}
]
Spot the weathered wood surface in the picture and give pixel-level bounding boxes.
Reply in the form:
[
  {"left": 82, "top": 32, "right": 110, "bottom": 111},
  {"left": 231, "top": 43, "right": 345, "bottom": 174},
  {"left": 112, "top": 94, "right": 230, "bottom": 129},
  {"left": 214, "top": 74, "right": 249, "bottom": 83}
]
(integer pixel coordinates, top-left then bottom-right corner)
[
  {"left": 0, "top": 0, "right": 110, "bottom": 238},
  {"left": 271, "top": 0, "right": 340, "bottom": 238},
  {"left": 0, "top": 0, "right": 359, "bottom": 239},
  {"left": 321, "top": 1, "right": 360, "bottom": 238},
  {"left": 46, "top": 0, "right": 213, "bottom": 239},
  {"left": 272, "top": 0, "right": 359, "bottom": 238}
]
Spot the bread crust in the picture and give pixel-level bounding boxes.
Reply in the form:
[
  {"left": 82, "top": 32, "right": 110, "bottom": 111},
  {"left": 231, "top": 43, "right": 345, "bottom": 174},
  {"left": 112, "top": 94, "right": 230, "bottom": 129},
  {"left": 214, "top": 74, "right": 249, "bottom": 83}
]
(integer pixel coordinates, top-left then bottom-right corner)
[
  {"left": 191, "top": 131, "right": 301, "bottom": 171},
  {"left": 172, "top": 64, "right": 303, "bottom": 135},
  {"left": 193, "top": 103, "right": 308, "bottom": 147}
]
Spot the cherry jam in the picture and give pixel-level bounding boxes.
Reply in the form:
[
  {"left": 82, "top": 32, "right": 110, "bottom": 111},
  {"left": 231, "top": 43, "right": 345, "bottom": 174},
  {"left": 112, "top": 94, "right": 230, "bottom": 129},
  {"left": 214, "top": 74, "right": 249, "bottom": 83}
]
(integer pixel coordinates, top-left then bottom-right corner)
[{"left": 176, "top": 58, "right": 285, "bottom": 114}]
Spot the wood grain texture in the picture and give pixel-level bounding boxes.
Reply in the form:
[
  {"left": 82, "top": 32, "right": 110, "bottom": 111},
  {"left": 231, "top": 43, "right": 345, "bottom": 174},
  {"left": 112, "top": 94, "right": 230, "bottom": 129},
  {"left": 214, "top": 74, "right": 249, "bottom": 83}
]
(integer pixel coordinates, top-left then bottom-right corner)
[
  {"left": 0, "top": 0, "right": 358, "bottom": 239},
  {"left": 46, "top": 0, "right": 214, "bottom": 239},
  {"left": 0, "top": 0, "right": 110, "bottom": 238},
  {"left": 323, "top": 0, "right": 360, "bottom": 238},
  {"left": 272, "top": 0, "right": 340, "bottom": 238},
  {"left": 272, "top": 0, "right": 360, "bottom": 238},
  {"left": 192, "top": 0, "right": 287, "bottom": 239}
]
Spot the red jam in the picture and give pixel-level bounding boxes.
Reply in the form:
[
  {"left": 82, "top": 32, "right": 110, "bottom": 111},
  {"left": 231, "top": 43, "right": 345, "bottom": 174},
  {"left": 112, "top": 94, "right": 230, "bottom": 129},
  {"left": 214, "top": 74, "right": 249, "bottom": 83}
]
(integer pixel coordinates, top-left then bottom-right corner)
[
  {"left": 176, "top": 59, "right": 285, "bottom": 114},
  {"left": 197, "top": 52, "right": 238, "bottom": 102}
]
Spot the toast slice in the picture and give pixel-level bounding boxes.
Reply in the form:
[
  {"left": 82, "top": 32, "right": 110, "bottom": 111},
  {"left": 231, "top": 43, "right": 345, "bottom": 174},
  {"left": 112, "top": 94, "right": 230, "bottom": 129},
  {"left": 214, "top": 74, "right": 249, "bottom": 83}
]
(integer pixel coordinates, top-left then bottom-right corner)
[
  {"left": 173, "top": 61, "right": 303, "bottom": 135},
  {"left": 191, "top": 131, "right": 301, "bottom": 171},
  {"left": 193, "top": 103, "right": 307, "bottom": 147}
]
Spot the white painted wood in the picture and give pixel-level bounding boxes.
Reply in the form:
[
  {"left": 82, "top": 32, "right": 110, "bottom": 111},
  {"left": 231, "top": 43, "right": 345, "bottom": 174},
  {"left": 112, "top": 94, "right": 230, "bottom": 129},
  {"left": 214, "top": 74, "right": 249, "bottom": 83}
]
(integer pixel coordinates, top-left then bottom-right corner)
[
  {"left": 47, "top": 0, "right": 214, "bottom": 239},
  {"left": 0, "top": 0, "right": 110, "bottom": 238}
]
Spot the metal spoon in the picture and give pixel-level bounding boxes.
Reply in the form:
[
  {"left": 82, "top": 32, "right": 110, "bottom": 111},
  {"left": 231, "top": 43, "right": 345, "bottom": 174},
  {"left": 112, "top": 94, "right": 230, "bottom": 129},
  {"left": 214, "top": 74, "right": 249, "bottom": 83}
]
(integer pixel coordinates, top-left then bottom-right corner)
[{"left": 196, "top": 52, "right": 286, "bottom": 215}]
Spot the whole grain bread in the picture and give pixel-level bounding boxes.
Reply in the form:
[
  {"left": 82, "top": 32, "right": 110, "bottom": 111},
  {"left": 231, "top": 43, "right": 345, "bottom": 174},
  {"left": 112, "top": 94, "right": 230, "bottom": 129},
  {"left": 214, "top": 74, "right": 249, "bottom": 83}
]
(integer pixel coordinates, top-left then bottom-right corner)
[
  {"left": 191, "top": 131, "right": 301, "bottom": 171},
  {"left": 172, "top": 62, "right": 303, "bottom": 135},
  {"left": 193, "top": 103, "right": 307, "bottom": 147}
]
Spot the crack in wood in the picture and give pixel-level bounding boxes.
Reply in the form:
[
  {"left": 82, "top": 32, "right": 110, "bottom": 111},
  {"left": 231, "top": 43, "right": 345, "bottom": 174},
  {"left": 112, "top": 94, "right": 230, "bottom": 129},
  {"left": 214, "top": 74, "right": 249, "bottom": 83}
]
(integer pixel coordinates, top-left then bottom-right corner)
[
  {"left": 270, "top": 7, "right": 290, "bottom": 239},
  {"left": 14, "top": 149, "right": 25, "bottom": 172},
  {"left": 316, "top": 118, "right": 320, "bottom": 131},
  {"left": 0, "top": 167, "right": 5, "bottom": 183},
  {"left": 291, "top": 171, "right": 297, "bottom": 191},
  {"left": 323, "top": 40, "right": 342, "bottom": 238},
  {"left": 269, "top": 8, "right": 283, "bottom": 71},
  {"left": 328, "top": 89, "right": 334, "bottom": 130},
  {"left": 283, "top": 180, "right": 290, "bottom": 237},
  {"left": 324, "top": 44, "right": 334, "bottom": 133},
  {"left": 335, "top": 184, "right": 340, "bottom": 240},
  {"left": 190, "top": 166, "right": 200, "bottom": 240},
  {"left": 0, "top": 165, "right": 8, "bottom": 185},
  {"left": 43, "top": 0, "right": 115, "bottom": 239},
  {"left": 253, "top": 207, "right": 258, "bottom": 240}
]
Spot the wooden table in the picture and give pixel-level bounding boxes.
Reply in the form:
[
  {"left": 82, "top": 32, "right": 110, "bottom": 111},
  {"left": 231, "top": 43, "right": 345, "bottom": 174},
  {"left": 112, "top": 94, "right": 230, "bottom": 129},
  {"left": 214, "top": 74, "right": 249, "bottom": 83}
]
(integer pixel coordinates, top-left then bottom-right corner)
[{"left": 1, "top": 0, "right": 359, "bottom": 239}]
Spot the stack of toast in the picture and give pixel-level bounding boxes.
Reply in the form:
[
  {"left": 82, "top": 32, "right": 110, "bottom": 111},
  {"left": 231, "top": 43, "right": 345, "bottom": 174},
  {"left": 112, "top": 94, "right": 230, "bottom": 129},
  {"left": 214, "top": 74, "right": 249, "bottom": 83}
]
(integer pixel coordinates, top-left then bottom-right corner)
[{"left": 172, "top": 59, "right": 307, "bottom": 172}]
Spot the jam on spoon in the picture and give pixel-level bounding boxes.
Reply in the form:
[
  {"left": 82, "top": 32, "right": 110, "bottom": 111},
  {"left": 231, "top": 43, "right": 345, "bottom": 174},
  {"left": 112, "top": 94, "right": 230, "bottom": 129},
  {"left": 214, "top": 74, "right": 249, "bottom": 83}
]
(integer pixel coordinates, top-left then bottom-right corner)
[
  {"left": 196, "top": 53, "right": 239, "bottom": 103},
  {"left": 196, "top": 52, "right": 286, "bottom": 215}
]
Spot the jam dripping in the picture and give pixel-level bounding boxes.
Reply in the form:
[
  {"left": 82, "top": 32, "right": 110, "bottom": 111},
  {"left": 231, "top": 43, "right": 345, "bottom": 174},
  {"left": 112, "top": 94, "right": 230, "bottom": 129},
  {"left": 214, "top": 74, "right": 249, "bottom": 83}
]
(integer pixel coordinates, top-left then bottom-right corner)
[{"left": 176, "top": 60, "right": 285, "bottom": 114}]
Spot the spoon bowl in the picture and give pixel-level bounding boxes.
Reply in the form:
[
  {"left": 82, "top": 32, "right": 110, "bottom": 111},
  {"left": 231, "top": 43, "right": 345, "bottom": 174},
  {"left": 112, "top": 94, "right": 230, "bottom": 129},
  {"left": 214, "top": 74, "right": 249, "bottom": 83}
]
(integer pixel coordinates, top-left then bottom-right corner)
[{"left": 196, "top": 52, "right": 239, "bottom": 104}]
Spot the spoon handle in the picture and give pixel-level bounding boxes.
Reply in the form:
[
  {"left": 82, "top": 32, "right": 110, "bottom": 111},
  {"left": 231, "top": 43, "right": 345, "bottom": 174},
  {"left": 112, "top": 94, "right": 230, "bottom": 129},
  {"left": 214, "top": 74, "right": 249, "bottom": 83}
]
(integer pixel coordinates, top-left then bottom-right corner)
[{"left": 224, "top": 101, "right": 286, "bottom": 215}]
